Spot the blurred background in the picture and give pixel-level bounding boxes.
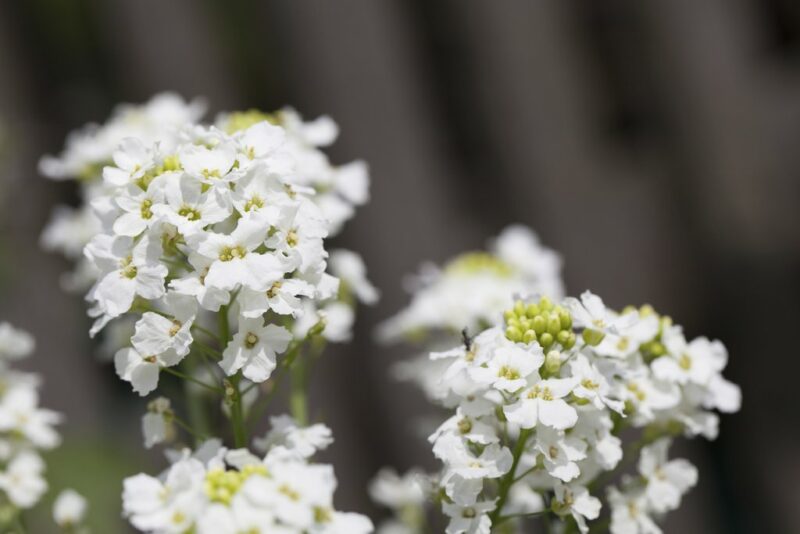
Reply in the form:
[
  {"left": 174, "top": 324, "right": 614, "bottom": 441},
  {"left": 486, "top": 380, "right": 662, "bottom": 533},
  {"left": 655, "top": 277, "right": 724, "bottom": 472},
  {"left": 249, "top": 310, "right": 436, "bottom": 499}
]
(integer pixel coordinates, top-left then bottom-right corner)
[{"left": 0, "top": 0, "right": 798, "bottom": 531}]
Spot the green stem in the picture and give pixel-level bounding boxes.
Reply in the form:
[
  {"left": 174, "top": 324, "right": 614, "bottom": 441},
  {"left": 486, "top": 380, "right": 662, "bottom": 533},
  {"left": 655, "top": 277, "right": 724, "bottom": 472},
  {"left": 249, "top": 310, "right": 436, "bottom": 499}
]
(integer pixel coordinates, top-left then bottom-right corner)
[
  {"left": 229, "top": 374, "right": 247, "bottom": 448},
  {"left": 218, "top": 305, "right": 247, "bottom": 447},
  {"left": 218, "top": 305, "right": 230, "bottom": 344},
  {"left": 172, "top": 412, "right": 209, "bottom": 442},
  {"left": 494, "top": 510, "right": 547, "bottom": 526},
  {"left": 489, "top": 428, "right": 531, "bottom": 525},
  {"left": 191, "top": 324, "right": 221, "bottom": 343},
  {"left": 163, "top": 367, "right": 222, "bottom": 393},
  {"left": 246, "top": 340, "right": 303, "bottom": 426},
  {"left": 193, "top": 339, "right": 222, "bottom": 359},
  {"left": 180, "top": 357, "right": 209, "bottom": 444},
  {"left": 290, "top": 356, "right": 308, "bottom": 426}
]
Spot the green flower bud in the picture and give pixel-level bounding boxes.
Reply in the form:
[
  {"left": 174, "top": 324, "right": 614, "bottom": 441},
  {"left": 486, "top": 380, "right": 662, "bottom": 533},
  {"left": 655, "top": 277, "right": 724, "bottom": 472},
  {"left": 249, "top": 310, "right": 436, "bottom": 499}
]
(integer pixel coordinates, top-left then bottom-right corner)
[
  {"left": 557, "top": 307, "right": 572, "bottom": 329},
  {"left": 556, "top": 330, "right": 570, "bottom": 345},
  {"left": 506, "top": 326, "right": 522, "bottom": 342},
  {"left": 539, "top": 296, "right": 553, "bottom": 311},
  {"left": 545, "top": 351, "right": 561, "bottom": 374},
  {"left": 539, "top": 332, "right": 554, "bottom": 348},
  {"left": 547, "top": 316, "right": 561, "bottom": 335},
  {"left": 532, "top": 316, "right": 546, "bottom": 335},
  {"left": 563, "top": 332, "right": 576, "bottom": 349},
  {"left": 582, "top": 329, "right": 605, "bottom": 346},
  {"left": 526, "top": 303, "right": 540, "bottom": 317},
  {"left": 522, "top": 329, "right": 537, "bottom": 344}
]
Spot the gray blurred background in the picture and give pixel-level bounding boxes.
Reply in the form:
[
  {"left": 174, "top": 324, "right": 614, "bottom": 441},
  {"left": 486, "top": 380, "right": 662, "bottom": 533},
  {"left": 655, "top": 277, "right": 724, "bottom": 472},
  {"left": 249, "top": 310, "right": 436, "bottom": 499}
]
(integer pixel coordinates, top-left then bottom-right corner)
[{"left": 0, "top": 0, "right": 798, "bottom": 531}]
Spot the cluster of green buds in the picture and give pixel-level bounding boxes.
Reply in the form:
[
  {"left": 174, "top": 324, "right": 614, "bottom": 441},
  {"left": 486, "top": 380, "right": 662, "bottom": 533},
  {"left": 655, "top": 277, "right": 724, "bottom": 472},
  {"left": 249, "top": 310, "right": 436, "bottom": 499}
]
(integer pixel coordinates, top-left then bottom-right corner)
[
  {"left": 222, "top": 109, "right": 280, "bottom": 133},
  {"left": 204, "top": 464, "right": 269, "bottom": 505},
  {"left": 503, "top": 297, "right": 576, "bottom": 351},
  {"left": 444, "top": 251, "right": 514, "bottom": 278}
]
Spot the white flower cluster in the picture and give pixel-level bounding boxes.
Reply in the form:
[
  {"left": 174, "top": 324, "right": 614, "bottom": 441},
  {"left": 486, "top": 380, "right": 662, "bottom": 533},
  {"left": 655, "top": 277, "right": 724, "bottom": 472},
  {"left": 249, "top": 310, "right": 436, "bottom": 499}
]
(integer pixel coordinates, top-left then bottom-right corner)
[
  {"left": 54, "top": 101, "right": 374, "bottom": 394},
  {"left": 40, "top": 94, "right": 372, "bottom": 305},
  {"left": 380, "top": 225, "right": 563, "bottom": 401},
  {"left": 379, "top": 225, "right": 563, "bottom": 342},
  {"left": 123, "top": 417, "right": 372, "bottom": 534},
  {"left": 0, "top": 323, "right": 61, "bottom": 515},
  {"left": 425, "top": 293, "right": 740, "bottom": 533},
  {"left": 41, "top": 95, "right": 376, "bottom": 533}
]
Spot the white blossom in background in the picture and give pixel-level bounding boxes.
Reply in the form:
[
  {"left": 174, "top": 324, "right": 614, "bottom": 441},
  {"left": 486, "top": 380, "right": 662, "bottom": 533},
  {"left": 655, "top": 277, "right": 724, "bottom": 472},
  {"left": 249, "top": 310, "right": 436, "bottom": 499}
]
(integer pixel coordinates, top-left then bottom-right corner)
[
  {"left": 0, "top": 323, "right": 62, "bottom": 525},
  {"left": 379, "top": 225, "right": 564, "bottom": 404},
  {"left": 123, "top": 419, "right": 372, "bottom": 534},
  {"left": 53, "top": 489, "right": 89, "bottom": 530},
  {"left": 378, "top": 225, "right": 563, "bottom": 343}
]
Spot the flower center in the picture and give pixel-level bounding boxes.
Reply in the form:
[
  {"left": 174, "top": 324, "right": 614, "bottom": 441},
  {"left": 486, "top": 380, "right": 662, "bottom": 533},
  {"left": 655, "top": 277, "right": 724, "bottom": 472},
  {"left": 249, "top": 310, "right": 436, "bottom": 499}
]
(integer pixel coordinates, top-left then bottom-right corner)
[
  {"left": 140, "top": 199, "right": 153, "bottom": 220},
  {"left": 245, "top": 332, "right": 259, "bottom": 349},
  {"left": 120, "top": 256, "right": 138, "bottom": 279},
  {"left": 244, "top": 195, "right": 264, "bottom": 212},
  {"left": 178, "top": 205, "right": 201, "bottom": 221},
  {"left": 287, "top": 229, "right": 299, "bottom": 247},
  {"left": 169, "top": 320, "right": 182, "bottom": 337},
  {"left": 581, "top": 378, "right": 599, "bottom": 390},
  {"left": 278, "top": 484, "right": 301, "bottom": 501},
  {"left": 267, "top": 280, "right": 283, "bottom": 299},
  {"left": 219, "top": 245, "right": 247, "bottom": 262},
  {"left": 497, "top": 365, "right": 520, "bottom": 381}
]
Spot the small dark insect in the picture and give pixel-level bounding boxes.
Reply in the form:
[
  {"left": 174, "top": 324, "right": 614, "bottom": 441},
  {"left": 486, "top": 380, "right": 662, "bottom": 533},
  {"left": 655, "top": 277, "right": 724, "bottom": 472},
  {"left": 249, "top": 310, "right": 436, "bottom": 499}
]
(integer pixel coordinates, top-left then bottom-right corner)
[{"left": 461, "top": 327, "right": 473, "bottom": 351}]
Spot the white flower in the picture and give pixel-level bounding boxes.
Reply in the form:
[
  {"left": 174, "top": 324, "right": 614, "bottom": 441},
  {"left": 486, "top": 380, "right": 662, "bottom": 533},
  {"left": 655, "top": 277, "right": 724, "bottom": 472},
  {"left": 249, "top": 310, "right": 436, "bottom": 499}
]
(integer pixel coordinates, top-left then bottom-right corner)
[
  {"left": 142, "top": 397, "right": 174, "bottom": 449},
  {"left": 552, "top": 482, "right": 601, "bottom": 534},
  {"left": 155, "top": 174, "right": 231, "bottom": 237},
  {"left": 238, "top": 278, "right": 315, "bottom": 318},
  {"left": 0, "top": 385, "right": 61, "bottom": 448},
  {"left": 607, "top": 487, "right": 661, "bottom": 534},
  {"left": 254, "top": 415, "right": 333, "bottom": 459},
  {"left": 196, "top": 216, "right": 294, "bottom": 292},
  {"left": 434, "top": 434, "right": 512, "bottom": 505},
  {"left": 531, "top": 426, "right": 587, "bottom": 482},
  {"left": 329, "top": 249, "right": 379, "bottom": 305},
  {"left": 0, "top": 451, "right": 47, "bottom": 508},
  {"left": 637, "top": 439, "right": 697, "bottom": 514},
  {"left": 0, "top": 322, "right": 35, "bottom": 361},
  {"left": 569, "top": 354, "right": 624, "bottom": 413},
  {"left": 368, "top": 468, "right": 425, "bottom": 510},
  {"left": 504, "top": 378, "right": 578, "bottom": 430},
  {"left": 115, "top": 337, "right": 184, "bottom": 396},
  {"left": 469, "top": 339, "right": 543, "bottom": 393},
  {"left": 652, "top": 327, "right": 727, "bottom": 387},
  {"left": 220, "top": 316, "right": 292, "bottom": 382},
  {"left": 595, "top": 313, "right": 659, "bottom": 359},
  {"left": 169, "top": 253, "right": 231, "bottom": 312},
  {"left": 179, "top": 137, "right": 238, "bottom": 185},
  {"left": 564, "top": 291, "right": 635, "bottom": 341},
  {"left": 53, "top": 489, "right": 89, "bottom": 528},
  {"left": 442, "top": 500, "right": 494, "bottom": 534},
  {"left": 103, "top": 137, "right": 154, "bottom": 187},
  {"left": 122, "top": 456, "right": 206, "bottom": 532},
  {"left": 85, "top": 233, "right": 167, "bottom": 327},
  {"left": 113, "top": 181, "right": 167, "bottom": 237},
  {"left": 130, "top": 314, "right": 189, "bottom": 361}
]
